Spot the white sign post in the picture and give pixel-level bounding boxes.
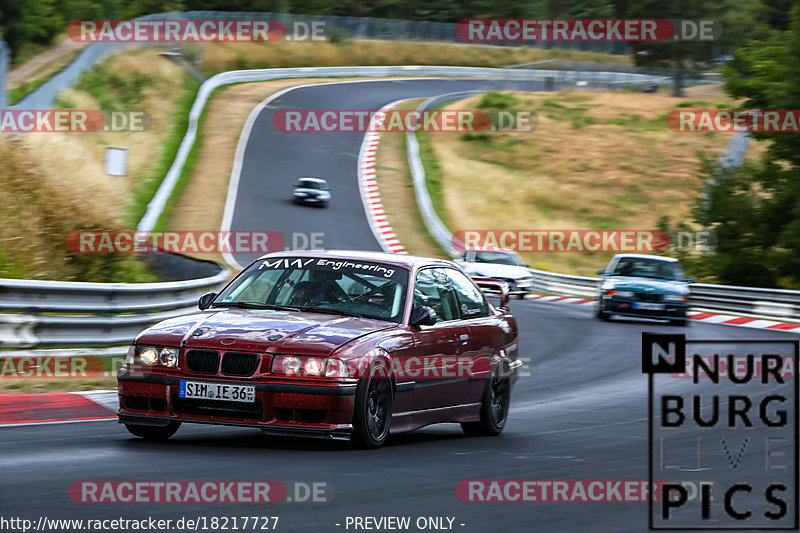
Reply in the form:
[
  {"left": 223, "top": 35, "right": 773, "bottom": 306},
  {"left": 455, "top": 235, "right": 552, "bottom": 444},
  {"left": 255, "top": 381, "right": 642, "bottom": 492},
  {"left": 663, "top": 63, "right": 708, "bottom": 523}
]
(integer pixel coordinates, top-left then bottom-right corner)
[{"left": 105, "top": 147, "right": 128, "bottom": 176}]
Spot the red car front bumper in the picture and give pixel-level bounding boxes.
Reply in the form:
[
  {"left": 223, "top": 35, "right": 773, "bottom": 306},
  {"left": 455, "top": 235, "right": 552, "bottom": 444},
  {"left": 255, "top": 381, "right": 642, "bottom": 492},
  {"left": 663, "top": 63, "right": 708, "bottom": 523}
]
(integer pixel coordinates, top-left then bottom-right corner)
[{"left": 117, "top": 370, "right": 357, "bottom": 440}]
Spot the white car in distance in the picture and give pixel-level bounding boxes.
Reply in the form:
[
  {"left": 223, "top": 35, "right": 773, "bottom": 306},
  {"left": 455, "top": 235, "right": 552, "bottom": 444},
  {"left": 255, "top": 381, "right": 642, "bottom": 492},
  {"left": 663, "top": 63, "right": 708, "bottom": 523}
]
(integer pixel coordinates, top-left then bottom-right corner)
[{"left": 455, "top": 248, "right": 535, "bottom": 298}]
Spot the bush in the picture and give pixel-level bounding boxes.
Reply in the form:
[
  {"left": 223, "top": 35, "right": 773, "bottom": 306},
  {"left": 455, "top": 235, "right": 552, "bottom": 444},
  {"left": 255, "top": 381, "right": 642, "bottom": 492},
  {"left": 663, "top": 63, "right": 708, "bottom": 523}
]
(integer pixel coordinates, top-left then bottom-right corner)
[
  {"left": 477, "top": 91, "right": 518, "bottom": 109},
  {"left": 75, "top": 65, "right": 153, "bottom": 110},
  {"left": 328, "top": 26, "right": 351, "bottom": 44},
  {"left": 461, "top": 132, "right": 493, "bottom": 142}
]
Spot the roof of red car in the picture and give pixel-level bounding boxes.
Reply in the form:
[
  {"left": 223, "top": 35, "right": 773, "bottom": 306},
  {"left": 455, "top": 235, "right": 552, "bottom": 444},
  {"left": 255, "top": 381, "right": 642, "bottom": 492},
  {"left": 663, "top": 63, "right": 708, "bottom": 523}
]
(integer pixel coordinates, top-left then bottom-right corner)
[{"left": 256, "top": 249, "right": 454, "bottom": 269}]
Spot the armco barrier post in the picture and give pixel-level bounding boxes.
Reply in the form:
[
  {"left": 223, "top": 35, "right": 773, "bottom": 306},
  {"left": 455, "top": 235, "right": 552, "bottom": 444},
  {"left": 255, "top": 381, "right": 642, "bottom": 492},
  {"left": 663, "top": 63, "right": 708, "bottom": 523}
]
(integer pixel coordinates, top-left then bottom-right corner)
[{"left": 0, "top": 31, "right": 9, "bottom": 108}]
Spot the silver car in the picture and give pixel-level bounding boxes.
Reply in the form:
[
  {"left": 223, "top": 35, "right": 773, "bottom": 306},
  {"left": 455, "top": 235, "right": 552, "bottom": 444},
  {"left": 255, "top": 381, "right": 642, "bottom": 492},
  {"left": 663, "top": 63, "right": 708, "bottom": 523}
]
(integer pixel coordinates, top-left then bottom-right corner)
[
  {"left": 293, "top": 177, "right": 331, "bottom": 207},
  {"left": 455, "top": 248, "right": 535, "bottom": 298}
]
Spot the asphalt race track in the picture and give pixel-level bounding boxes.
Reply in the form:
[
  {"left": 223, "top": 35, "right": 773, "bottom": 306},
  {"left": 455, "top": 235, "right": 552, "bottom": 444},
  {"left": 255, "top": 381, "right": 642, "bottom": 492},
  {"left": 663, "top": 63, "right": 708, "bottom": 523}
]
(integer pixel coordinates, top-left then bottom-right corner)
[
  {"left": 226, "top": 78, "right": 549, "bottom": 268},
  {"left": 1, "top": 78, "right": 797, "bottom": 533}
]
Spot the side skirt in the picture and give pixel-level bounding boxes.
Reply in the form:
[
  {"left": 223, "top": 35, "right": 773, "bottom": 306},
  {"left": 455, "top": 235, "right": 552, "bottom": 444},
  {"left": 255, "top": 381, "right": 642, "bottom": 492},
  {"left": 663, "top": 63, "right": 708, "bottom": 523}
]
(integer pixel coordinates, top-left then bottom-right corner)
[{"left": 389, "top": 403, "right": 482, "bottom": 434}]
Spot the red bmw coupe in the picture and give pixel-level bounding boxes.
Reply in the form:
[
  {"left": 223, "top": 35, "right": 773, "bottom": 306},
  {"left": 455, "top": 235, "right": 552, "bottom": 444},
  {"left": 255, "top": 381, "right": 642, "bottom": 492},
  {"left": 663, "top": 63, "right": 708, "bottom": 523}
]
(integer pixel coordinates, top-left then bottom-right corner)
[{"left": 118, "top": 251, "right": 522, "bottom": 448}]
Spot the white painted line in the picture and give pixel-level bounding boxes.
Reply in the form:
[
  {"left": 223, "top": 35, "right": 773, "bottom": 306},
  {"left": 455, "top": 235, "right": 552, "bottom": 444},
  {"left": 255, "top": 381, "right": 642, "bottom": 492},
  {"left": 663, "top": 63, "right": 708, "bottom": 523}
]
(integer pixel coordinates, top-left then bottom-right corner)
[{"left": 0, "top": 418, "right": 116, "bottom": 428}]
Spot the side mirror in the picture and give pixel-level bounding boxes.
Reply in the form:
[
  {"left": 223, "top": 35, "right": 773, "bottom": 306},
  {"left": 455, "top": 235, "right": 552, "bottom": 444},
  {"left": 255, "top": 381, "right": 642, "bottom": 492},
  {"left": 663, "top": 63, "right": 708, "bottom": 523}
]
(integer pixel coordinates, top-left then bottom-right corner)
[
  {"left": 472, "top": 278, "right": 510, "bottom": 309},
  {"left": 410, "top": 305, "right": 437, "bottom": 327},
  {"left": 198, "top": 292, "right": 217, "bottom": 311},
  {"left": 596, "top": 269, "right": 606, "bottom": 275}
]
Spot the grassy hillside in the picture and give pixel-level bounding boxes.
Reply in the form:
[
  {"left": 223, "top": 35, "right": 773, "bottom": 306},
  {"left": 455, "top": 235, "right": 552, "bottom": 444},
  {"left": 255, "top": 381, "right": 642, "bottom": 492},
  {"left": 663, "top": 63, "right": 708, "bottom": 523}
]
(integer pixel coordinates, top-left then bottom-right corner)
[{"left": 416, "top": 85, "right": 755, "bottom": 278}]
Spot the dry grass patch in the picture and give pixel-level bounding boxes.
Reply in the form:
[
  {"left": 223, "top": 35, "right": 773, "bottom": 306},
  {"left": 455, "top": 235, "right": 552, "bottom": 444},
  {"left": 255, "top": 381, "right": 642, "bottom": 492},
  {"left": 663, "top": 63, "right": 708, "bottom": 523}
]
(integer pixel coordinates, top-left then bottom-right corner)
[
  {"left": 0, "top": 137, "right": 156, "bottom": 281},
  {"left": 198, "top": 40, "right": 630, "bottom": 73},
  {"left": 427, "top": 86, "right": 740, "bottom": 275}
]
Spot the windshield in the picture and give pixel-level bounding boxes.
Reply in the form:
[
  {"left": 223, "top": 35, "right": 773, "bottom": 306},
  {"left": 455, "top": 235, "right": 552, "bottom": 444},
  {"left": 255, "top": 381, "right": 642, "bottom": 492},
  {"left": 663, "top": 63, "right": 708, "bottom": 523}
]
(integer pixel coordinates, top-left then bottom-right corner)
[
  {"left": 610, "top": 258, "right": 685, "bottom": 281},
  {"left": 213, "top": 257, "right": 409, "bottom": 322},
  {"left": 297, "top": 179, "right": 324, "bottom": 190},
  {"left": 474, "top": 251, "right": 524, "bottom": 266}
]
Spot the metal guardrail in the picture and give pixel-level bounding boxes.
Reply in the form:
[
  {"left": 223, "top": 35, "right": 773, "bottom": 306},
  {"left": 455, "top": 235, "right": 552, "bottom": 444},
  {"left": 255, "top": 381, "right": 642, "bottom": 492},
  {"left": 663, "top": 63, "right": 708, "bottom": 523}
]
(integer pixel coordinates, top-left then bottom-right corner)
[
  {"left": 0, "top": 32, "right": 8, "bottom": 108},
  {"left": 407, "top": 90, "right": 484, "bottom": 257},
  {"left": 528, "top": 270, "right": 600, "bottom": 299},
  {"left": 689, "top": 283, "right": 800, "bottom": 319},
  {"left": 527, "top": 270, "right": 800, "bottom": 321},
  {"left": 0, "top": 266, "right": 230, "bottom": 349}
]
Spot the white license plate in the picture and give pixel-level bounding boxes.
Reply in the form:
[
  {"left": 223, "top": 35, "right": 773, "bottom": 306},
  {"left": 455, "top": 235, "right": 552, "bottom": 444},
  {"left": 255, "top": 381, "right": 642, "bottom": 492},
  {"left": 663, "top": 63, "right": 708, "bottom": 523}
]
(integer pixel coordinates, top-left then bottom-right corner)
[
  {"left": 179, "top": 381, "right": 255, "bottom": 403},
  {"left": 633, "top": 302, "right": 665, "bottom": 311}
]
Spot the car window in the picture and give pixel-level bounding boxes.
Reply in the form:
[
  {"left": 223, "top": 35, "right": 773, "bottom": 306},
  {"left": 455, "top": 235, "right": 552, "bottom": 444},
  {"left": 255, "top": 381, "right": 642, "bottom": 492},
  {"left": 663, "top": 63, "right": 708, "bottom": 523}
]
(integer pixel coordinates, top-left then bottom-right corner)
[
  {"left": 611, "top": 258, "right": 684, "bottom": 281},
  {"left": 474, "top": 251, "right": 522, "bottom": 266},
  {"left": 223, "top": 268, "right": 284, "bottom": 302},
  {"left": 215, "top": 257, "right": 408, "bottom": 322},
  {"left": 446, "top": 269, "right": 490, "bottom": 318},
  {"left": 413, "top": 268, "right": 458, "bottom": 322},
  {"left": 298, "top": 180, "right": 321, "bottom": 189}
]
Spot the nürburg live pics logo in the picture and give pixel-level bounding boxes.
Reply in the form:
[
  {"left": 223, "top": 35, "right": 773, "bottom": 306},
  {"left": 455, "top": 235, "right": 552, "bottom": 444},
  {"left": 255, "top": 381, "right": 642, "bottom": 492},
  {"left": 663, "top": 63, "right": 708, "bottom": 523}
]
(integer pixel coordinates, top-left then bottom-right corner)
[{"left": 643, "top": 333, "right": 798, "bottom": 529}]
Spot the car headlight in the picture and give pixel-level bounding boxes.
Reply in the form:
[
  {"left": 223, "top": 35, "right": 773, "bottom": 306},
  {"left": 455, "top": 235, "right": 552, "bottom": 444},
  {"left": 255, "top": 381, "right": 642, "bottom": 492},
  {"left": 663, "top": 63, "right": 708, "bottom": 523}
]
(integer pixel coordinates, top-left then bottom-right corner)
[
  {"left": 272, "top": 355, "right": 350, "bottom": 378},
  {"left": 159, "top": 348, "right": 179, "bottom": 367},
  {"left": 325, "top": 358, "right": 350, "bottom": 378},
  {"left": 664, "top": 294, "right": 689, "bottom": 303},
  {"left": 128, "top": 345, "right": 180, "bottom": 367},
  {"left": 616, "top": 290, "right": 635, "bottom": 298}
]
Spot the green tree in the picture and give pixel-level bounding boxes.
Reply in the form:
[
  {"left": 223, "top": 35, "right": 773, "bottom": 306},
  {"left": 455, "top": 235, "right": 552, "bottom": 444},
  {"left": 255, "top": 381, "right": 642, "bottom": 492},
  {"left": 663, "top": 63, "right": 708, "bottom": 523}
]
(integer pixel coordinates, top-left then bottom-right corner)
[
  {"left": 615, "top": 0, "right": 719, "bottom": 96},
  {"left": 697, "top": 5, "right": 800, "bottom": 288},
  {"left": 0, "top": 0, "right": 62, "bottom": 56}
]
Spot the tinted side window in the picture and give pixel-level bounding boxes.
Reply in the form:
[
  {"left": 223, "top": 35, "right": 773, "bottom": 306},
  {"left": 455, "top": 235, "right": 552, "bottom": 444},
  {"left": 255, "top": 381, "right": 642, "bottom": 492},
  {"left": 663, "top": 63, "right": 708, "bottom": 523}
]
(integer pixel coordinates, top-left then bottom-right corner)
[
  {"left": 413, "top": 268, "right": 458, "bottom": 322},
  {"left": 447, "top": 269, "right": 489, "bottom": 318},
  {"left": 613, "top": 260, "right": 634, "bottom": 276}
]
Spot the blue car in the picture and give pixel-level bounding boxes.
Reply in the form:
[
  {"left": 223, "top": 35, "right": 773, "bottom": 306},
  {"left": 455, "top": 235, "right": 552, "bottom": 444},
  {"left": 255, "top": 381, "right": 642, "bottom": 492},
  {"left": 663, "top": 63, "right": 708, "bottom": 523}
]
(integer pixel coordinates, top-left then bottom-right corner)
[{"left": 596, "top": 254, "right": 693, "bottom": 326}]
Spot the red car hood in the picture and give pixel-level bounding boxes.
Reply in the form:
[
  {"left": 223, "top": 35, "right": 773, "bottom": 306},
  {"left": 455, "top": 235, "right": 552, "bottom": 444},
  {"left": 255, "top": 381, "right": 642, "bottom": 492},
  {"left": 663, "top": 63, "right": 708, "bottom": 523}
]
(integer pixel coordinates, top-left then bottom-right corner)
[{"left": 136, "top": 309, "right": 396, "bottom": 355}]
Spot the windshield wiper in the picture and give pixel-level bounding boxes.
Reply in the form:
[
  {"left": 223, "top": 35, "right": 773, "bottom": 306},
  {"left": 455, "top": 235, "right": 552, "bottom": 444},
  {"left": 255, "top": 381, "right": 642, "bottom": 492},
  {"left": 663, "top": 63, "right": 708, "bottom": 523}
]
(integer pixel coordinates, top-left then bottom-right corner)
[
  {"left": 211, "top": 302, "right": 302, "bottom": 311},
  {"left": 295, "top": 306, "right": 367, "bottom": 319},
  {"left": 210, "top": 301, "right": 272, "bottom": 309}
]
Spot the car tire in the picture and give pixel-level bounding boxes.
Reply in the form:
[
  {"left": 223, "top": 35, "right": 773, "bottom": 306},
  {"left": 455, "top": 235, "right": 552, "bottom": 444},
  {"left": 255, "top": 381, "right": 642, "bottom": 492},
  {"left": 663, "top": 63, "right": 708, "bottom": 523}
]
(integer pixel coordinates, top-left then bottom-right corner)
[
  {"left": 597, "top": 303, "right": 610, "bottom": 321},
  {"left": 124, "top": 422, "right": 181, "bottom": 441},
  {"left": 461, "top": 365, "right": 510, "bottom": 437},
  {"left": 351, "top": 372, "right": 393, "bottom": 449}
]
